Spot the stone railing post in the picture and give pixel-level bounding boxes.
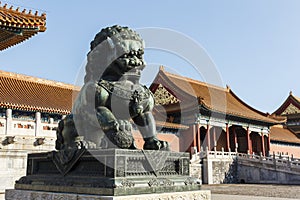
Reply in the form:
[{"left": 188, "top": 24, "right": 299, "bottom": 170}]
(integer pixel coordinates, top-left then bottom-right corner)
[
  {"left": 221, "top": 147, "right": 224, "bottom": 158},
  {"left": 259, "top": 152, "right": 263, "bottom": 161},
  {"left": 273, "top": 153, "right": 276, "bottom": 168},
  {"left": 287, "top": 156, "right": 291, "bottom": 169}
]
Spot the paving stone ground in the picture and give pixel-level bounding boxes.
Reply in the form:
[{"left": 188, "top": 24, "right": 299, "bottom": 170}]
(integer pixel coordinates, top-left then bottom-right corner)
[
  {"left": 212, "top": 194, "right": 296, "bottom": 200},
  {"left": 201, "top": 184, "right": 300, "bottom": 199}
]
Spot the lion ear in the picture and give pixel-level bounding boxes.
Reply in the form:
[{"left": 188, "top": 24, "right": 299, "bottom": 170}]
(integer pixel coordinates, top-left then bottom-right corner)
[{"left": 107, "top": 37, "right": 115, "bottom": 49}]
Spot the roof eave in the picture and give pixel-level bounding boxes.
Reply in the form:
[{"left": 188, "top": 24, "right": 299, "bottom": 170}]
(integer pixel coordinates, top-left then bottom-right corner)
[{"left": 199, "top": 104, "right": 279, "bottom": 126}]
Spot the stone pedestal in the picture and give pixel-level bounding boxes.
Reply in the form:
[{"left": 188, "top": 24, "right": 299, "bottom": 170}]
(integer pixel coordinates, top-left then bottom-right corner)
[
  {"left": 11, "top": 149, "right": 203, "bottom": 197},
  {"left": 5, "top": 189, "right": 211, "bottom": 200}
]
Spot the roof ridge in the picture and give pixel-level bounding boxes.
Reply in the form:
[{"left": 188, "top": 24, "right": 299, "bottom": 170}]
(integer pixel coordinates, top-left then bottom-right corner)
[
  {"left": 273, "top": 92, "right": 300, "bottom": 115},
  {"left": 0, "top": 70, "right": 80, "bottom": 91},
  {"left": 0, "top": 2, "right": 47, "bottom": 34},
  {"left": 0, "top": 2, "right": 46, "bottom": 18},
  {"left": 162, "top": 69, "right": 228, "bottom": 92},
  {"left": 290, "top": 93, "right": 300, "bottom": 103},
  {"left": 228, "top": 89, "right": 270, "bottom": 117}
]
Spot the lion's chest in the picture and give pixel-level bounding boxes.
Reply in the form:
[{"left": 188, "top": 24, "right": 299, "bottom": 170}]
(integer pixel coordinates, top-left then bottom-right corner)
[{"left": 103, "top": 82, "right": 152, "bottom": 119}]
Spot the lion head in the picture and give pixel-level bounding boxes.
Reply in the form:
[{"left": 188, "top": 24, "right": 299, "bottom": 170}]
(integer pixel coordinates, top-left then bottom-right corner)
[{"left": 84, "top": 25, "right": 146, "bottom": 83}]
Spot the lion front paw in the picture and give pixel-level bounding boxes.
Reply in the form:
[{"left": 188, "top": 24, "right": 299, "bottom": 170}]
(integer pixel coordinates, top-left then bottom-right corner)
[
  {"left": 143, "top": 137, "right": 170, "bottom": 151},
  {"left": 103, "top": 129, "right": 133, "bottom": 149}
]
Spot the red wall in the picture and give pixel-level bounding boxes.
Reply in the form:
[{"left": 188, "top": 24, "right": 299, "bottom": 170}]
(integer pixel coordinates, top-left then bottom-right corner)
[{"left": 270, "top": 143, "right": 300, "bottom": 158}]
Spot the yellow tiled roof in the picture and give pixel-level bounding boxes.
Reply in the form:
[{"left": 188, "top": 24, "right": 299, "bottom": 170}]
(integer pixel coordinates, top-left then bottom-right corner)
[
  {"left": 0, "top": 2, "right": 46, "bottom": 50},
  {"left": 151, "top": 68, "right": 280, "bottom": 124},
  {"left": 0, "top": 70, "right": 80, "bottom": 114},
  {"left": 270, "top": 126, "right": 300, "bottom": 144}
]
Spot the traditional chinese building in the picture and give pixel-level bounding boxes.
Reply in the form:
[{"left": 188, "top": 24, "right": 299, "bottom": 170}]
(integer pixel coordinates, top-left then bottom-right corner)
[
  {"left": 0, "top": 3, "right": 47, "bottom": 198},
  {"left": 0, "top": 70, "right": 78, "bottom": 145},
  {"left": 270, "top": 92, "right": 300, "bottom": 157},
  {"left": 150, "top": 67, "right": 282, "bottom": 157},
  {"left": 0, "top": 70, "right": 78, "bottom": 198},
  {"left": 0, "top": 2, "right": 46, "bottom": 51},
  {"left": 0, "top": 67, "right": 299, "bottom": 191}
]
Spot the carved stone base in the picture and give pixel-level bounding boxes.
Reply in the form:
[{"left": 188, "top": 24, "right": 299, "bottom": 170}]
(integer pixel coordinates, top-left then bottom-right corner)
[
  {"left": 14, "top": 149, "right": 201, "bottom": 196},
  {"left": 5, "top": 189, "right": 211, "bottom": 200}
]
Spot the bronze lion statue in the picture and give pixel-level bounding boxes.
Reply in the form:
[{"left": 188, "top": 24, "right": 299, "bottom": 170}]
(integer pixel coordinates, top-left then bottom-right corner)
[{"left": 56, "top": 25, "right": 168, "bottom": 151}]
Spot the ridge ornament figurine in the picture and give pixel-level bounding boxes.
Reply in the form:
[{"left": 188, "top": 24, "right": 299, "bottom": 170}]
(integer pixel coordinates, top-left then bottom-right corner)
[{"left": 55, "top": 25, "right": 169, "bottom": 151}]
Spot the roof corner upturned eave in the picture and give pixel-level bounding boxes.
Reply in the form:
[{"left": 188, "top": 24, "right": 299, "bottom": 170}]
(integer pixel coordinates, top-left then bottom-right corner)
[{"left": 0, "top": 3, "right": 47, "bottom": 50}]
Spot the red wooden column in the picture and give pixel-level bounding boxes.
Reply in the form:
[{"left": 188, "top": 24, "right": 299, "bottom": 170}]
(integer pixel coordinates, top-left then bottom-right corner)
[
  {"left": 197, "top": 124, "right": 201, "bottom": 152},
  {"left": 192, "top": 124, "right": 197, "bottom": 149},
  {"left": 226, "top": 124, "right": 230, "bottom": 151},
  {"left": 206, "top": 124, "right": 211, "bottom": 151},
  {"left": 268, "top": 133, "right": 271, "bottom": 155},
  {"left": 247, "top": 127, "right": 252, "bottom": 154},
  {"left": 261, "top": 133, "right": 266, "bottom": 157}
]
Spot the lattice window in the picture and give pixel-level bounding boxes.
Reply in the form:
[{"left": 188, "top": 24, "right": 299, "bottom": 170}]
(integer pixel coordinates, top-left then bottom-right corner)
[
  {"left": 282, "top": 103, "right": 300, "bottom": 115},
  {"left": 153, "top": 84, "right": 179, "bottom": 105}
]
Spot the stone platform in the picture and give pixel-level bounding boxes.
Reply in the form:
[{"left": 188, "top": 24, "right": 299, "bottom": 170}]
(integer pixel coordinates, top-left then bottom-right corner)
[
  {"left": 5, "top": 189, "right": 211, "bottom": 200},
  {"left": 13, "top": 149, "right": 201, "bottom": 196}
]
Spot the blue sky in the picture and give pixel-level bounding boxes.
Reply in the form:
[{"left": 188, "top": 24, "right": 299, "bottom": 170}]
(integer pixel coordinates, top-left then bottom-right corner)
[{"left": 0, "top": 0, "right": 299, "bottom": 113}]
